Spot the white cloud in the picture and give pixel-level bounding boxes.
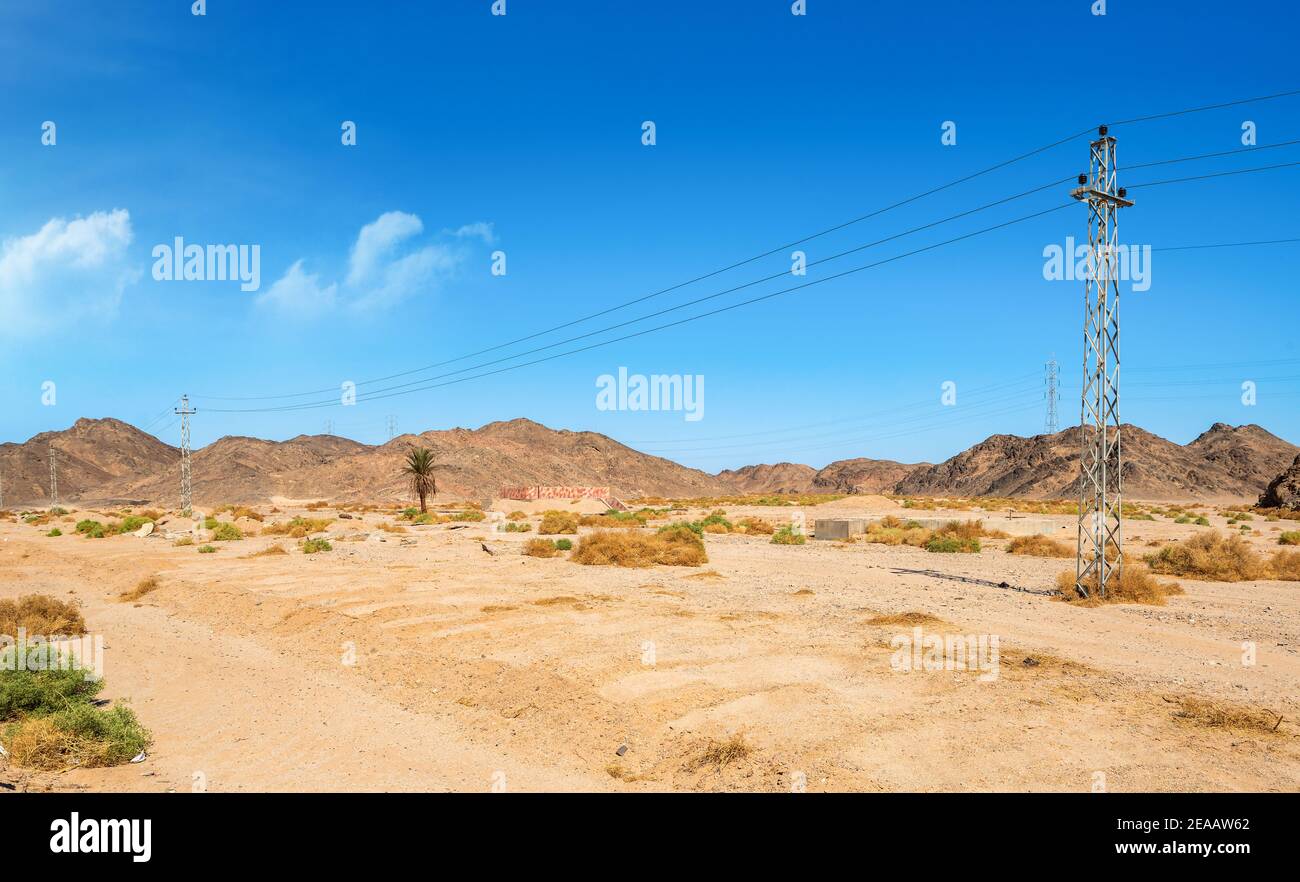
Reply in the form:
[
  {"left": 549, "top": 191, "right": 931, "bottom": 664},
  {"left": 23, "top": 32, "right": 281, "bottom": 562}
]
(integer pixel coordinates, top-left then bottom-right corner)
[
  {"left": 347, "top": 211, "right": 424, "bottom": 287},
  {"left": 444, "top": 221, "right": 496, "bottom": 245},
  {"left": 260, "top": 211, "right": 484, "bottom": 315},
  {"left": 257, "top": 259, "right": 338, "bottom": 311},
  {"left": 0, "top": 209, "right": 137, "bottom": 337}
]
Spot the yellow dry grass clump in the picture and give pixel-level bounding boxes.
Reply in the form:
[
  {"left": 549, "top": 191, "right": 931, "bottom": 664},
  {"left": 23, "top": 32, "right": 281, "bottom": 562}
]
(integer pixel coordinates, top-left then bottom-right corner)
[
  {"left": 1268, "top": 550, "right": 1300, "bottom": 580},
  {"left": 522, "top": 538, "right": 560, "bottom": 558},
  {"left": 245, "top": 544, "right": 288, "bottom": 558},
  {"left": 262, "top": 516, "right": 334, "bottom": 538},
  {"left": 867, "top": 611, "right": 946, "bottom": 627},
  {"left": 213, "top": 504, "right": 264, "bottom": 521},
  {"left": 0, "top": 594, "right": 87, "bottom": 636},
  {"left": 538, "top": 510, "right": 579, "bottom": 535},
  {"left": 1006, "top": 534, "right": 1073, "bottom": 558},
  {"left": 1056, "top": 564, "right": 1183, "bottom": 606},
  {"left": 118, "top": 576, "right": 161, "bottom": 602},
  {"left": 572, "top": 528, "right": 707, "bottom": 568},
  {"left": 691, "top": 733, "right": 752, "bottom": 769},
  {"left": 1140, "top": 531, "right": 1294, "bottom": 582},
  {"left": 1171, "top": 697, "right": 1285, "bottom": 734}
]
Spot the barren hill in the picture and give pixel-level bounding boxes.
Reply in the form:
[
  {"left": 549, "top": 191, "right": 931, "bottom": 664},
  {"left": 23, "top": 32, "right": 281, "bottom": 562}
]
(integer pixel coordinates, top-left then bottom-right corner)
[
  {"left": 717, "top": 463, "right": 818, "bottom": 494},
  {"left": 0, "top": 418, "right": 176, "bottom": 505},
  {"left": 1, "top": 417, "right": 1294, "bottom": 507},
  {"left": 894, "top": 424, "right": 1298, "bottom": 501},
  {"left": 2, "top": 417, "right": 728, "bottom": 506},
  {"left": 810, "top": 457, "right": 930, "bottom": 494}
]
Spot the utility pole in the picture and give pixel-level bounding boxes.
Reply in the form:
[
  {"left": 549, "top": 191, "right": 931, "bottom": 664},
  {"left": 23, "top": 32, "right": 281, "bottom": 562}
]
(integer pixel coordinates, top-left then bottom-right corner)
[
  {"left": 1044, "top": 356, "right": 1060, "bottom": 434},
  {"left": 49, "top": 442, "right": 58, "bottom": 508},
  {"left": 386, "top": 415, "right": 397, "bottom": 441},
  {"left": 1071, "top": 125, "right": 1133, "bottom": 600},
  {"left": 175, "top": 395, "right": 196, "bottom": 514}
]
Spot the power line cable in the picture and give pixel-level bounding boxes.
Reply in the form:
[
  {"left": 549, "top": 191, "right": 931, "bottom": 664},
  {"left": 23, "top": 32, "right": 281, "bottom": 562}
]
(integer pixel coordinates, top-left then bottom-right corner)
[{"left": 193, "top": 88, "right": 1300, "bottom": 405}]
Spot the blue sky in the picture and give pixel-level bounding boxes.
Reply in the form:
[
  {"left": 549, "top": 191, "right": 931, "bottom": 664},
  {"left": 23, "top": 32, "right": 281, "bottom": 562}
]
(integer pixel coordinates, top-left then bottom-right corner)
[{"left": 1, "top": 0, "right": 1297, "bottom": 472}]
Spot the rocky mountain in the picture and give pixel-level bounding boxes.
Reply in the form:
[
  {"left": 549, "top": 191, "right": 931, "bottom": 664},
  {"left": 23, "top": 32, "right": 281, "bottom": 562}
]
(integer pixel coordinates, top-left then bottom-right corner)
[
  {"left": 0, "top": 418, "right": 175, "bottom": 506},
  {"left": 0, "top": 418, "right": 728, "bottom": 507},
  {"left": 893, "top": 424, "right": 1298, "bottom": 501},
  {"left": 1259, "top": 454, "right": 1300, "bottom": 510},
  {"left": 716, "top": 463, "right": 818, "bottom": 494},
  {"left": 0, "top": 417, "right": 1293, "bottom": 508},
  {"left": 1186, "top": 423, "right": 1300, "bottom": 491},
  {"left": 810, "top": 457, "right": 930, "bottom": 494}
]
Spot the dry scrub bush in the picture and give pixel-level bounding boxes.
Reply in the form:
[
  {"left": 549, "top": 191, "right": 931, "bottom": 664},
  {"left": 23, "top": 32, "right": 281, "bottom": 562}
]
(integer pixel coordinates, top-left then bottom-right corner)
[
  {"left": 262, "top": 516, "right": 333, "bottom": 538},
  {"left": 0, "top": 595, "right": 87, "bottom": 636},
  {"left": 1172, "top": 697, "right": 1284, "bottom": 734},
  {"left": 1143, "top": 532, "right": 1267, "bottom": 581},
  {"left": 246, "top": 544, "right": 288, "bottom": 558},
  {"left": 538, "top": 511, "right": 578, "bottom": 535},
  {"left": 118, "top": 576, "right": 160, "bottom": 602},
  {"left": 736, "top": 517, "right": 775, "bottom": 535},
  {"left": 1056, "top": 564, "right": 1183, "bottom": 606},
  {"left": 572, "top": 527, "right": 707, "bottom": 568},
  {"left": 522, "top": 538, "right": 560, "bottom": 558},
  {"left": 691, "top": 733, "right": 751, "bottom": 769},
  {"left": 867, "top": 611, "right": 946, "bottom": 627},
  {"left": 1278, "top": 531, "right": 1300, "bottom": 546},
  {"left": 375, "top": 521, "right": 406, "bottom": 533},
  {"left": 1270, "top": 550, "right": 1300, "bottom": 580},
  {"left": 1006, "top": 534, "right": 1073, "bottom": 558},
  {"left": 507, "top": 510, "right": 528, "bottom": 521},
  {"left": 213, "top": 504, "right": 263, "bottom": 521}
]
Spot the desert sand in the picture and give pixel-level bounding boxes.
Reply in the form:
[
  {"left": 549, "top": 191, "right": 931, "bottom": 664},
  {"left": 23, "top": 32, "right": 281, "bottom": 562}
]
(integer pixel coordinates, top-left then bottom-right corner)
[{"left": 1, "top": 499, "right": 1297, "bottom": 793}]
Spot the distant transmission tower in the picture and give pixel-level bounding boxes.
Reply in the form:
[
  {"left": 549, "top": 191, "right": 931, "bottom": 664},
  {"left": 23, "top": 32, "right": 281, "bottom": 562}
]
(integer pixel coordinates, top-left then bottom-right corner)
[
  {"left": 175, "top": 395, "right": 197, "bottom": 514},
  {"left": 324, "top": 419, "right": 334, "bottom": 436},
  {"left": 386, "top": 415, "right": 398, "bottom": 440},
  {"left": 1071, "top": 125, "right": 1133, "bottom": 600},
  {"left": 48, "top": 442, "right": 58, "bottom": 507},
  {"left": 1044, "top": 357, "right": 1060, "bottom": 434}
]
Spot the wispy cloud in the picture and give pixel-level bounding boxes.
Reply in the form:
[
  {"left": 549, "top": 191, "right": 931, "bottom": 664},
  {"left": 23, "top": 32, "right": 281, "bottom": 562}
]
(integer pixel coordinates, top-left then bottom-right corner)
[
  {"left": 0, "top": 209, "right": 138, "bottom": 337},
  {"left": 258, "top": 211, "right": 487, "bottom": 315}
]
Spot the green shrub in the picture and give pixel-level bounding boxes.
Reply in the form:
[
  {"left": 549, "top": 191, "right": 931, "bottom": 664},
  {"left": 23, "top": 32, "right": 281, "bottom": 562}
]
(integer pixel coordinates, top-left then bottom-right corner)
[
  {"left": 554, "top": 538, "right": 573, "bottom": 551},
  {"left": 197, "top": 544, "right": 218, "bottom": 553},
  {"left": 0, "top": 665, "right": 151, "bottom": 771},
  {"left": 771, "top": 526, "right": 806, "bottom": 546},
  {"left": 302, "top": 538, "right": 332, "bottom": 553},
  {"left": 210, "top": 522, "right": 243, "bottom": 541},
  {"left": 451, "top": 509, "right": 486, "bottom": 522},
  {"left": 925, "top": 536, "right": 981, "bottom": 554},
  {"left": 1173, "top": 515, "right": 1191, "bottom": 524},
  {"left": 117, "top": 515, "right": 152, "bottom": 533},
  {"left": 1279, "top": 531, "right": 1300, "bottom": 546},
  {"left": 46, "top": 528, "right": 62, "bottom": 537},
  {"left": 1194, "top": 516, "right": 1210, "bottom": 526},
  {"left": 661, "top": 520, "right": 704, "bottom": 537},
  {"left": 49, "top": 507, "right": 68, "bottom": 516},
  {"left": 0, "top": 666, "right": 101, "bottom": 719},
  {"left": 74, "top": 519, "right": 104, "bottom": 537},
  {"left": 503, "top": 522, "right": 531, "bottom": 533}
]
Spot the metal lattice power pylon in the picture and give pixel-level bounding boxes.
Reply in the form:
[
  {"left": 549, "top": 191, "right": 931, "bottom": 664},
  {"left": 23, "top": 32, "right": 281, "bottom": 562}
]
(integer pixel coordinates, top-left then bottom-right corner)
[
  {"left": 49, "top": 442, "right": 58, "bottom": 507},
  {"left": 1044, "top": 357, "right": 1060, "bottom": 434},
  {"left": 1071, "top": 126, "right": 1133, "bottom": 599},
  {"left": 175, "top": 395, "right": 197, "bottom": 514}
]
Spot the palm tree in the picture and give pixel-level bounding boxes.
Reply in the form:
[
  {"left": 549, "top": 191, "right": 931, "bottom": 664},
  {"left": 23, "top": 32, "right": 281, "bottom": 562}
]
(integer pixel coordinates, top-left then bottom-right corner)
[{"left": 404, "top": 447, "right": 437, "bottom": 513}]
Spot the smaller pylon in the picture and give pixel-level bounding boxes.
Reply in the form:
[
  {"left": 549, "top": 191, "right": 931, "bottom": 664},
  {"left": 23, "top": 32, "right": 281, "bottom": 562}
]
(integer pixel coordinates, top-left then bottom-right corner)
[
  {"left": 175, "top": 395, "right": 197, "bottom": 514},
  {"left": 49, "top": 442, "right": 58, "bottom": 507},
  {"left": 386, "top": 415, "right": 398, "bottom": 441},
  {"left": 1044, "top": 357, "right": 1060, "bottom": 434}
]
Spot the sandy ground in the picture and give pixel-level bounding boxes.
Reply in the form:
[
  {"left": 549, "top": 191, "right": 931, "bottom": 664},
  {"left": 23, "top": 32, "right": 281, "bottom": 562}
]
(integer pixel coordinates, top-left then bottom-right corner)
[{"left": 1, "top": 499, "right": 1297, "bottom": 793}]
